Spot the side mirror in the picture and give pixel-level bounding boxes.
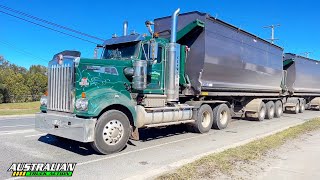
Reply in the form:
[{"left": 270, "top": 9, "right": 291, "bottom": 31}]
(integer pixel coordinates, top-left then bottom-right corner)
[{"left": 148, "top": 40, "right": 158, "bottom": 60}]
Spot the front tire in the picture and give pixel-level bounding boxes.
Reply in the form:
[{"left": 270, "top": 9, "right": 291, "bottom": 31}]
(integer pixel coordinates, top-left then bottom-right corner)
[
  {"left": 212, "top": 104, "right": 231, "bottom": 130},
  {"left": 91, "top": 110, "right": 130, "bottom": 155}
]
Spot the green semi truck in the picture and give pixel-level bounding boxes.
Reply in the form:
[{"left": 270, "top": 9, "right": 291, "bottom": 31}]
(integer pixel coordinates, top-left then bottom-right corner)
[{"left": 36, "top": 9, "right": 320, "bottom": 154}]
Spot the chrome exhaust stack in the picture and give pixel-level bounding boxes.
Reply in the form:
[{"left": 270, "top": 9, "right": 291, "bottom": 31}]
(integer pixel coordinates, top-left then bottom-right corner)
[
  {"left": 166, "top": 8, "right": 181, "bottom": 101},
  {"left": 123, "top": 21, "right": 128, "bottom": 36}
]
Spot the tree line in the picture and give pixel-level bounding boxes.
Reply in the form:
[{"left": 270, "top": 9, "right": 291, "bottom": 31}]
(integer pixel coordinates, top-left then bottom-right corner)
[{"left": 0, "top": 56, "right": 47, "bottom": 103}]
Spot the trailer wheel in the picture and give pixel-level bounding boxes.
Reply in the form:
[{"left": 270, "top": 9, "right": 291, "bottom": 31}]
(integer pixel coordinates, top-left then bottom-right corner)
[
  {"left": 274, "top": 100, "right": 283, "bottom": 118},
  {"left": 189, "top": 104, "right": 213, "bottom": 133},
  {"left": 257, "top": 102, "right": 266, "bottom": 121},
  {"left": 212, "top": 104, "right": 230, "bottom": 130},
  {"left": 299, "top": 100, "right": 305, "bottom": 113},
  {"left": 265, "top": 101, "right": 275, "bottom": 119},
  {"left": 293, "top": 103, "right": 300, "bottom": 114},
  {"left": 90, "top": 110, "right": 130, "bottom": 155}
]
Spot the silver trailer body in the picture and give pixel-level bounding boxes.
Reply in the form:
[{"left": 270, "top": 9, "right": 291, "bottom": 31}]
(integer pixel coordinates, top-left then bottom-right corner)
[
  {"left": 155, "top": 11, "right": 284, "bottom": 95},
  {"left": 284, "top": 53, "right": 320, "bottom": 95}
]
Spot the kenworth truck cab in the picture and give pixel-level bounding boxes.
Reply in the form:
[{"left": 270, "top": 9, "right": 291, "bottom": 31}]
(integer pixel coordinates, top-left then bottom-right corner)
[{"left": 36, "top": 9, "right": 216, "bottom": 154}]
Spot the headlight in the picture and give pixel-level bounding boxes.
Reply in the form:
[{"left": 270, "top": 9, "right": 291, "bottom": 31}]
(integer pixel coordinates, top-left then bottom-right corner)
[
  {"left": 40, "top": 96, "right": 47, "bottom": 106},
  {"left": 75, "top": 98, "right": 88, "bottom": 111}
]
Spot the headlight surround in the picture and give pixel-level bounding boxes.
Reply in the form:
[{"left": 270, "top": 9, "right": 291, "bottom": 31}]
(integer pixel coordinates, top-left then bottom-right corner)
[
  {"left": 40, "top": 96, "right": 48, "bottom": 106},
  {"left": 75, "top": 98, "right": 88, "bottom": 111}
]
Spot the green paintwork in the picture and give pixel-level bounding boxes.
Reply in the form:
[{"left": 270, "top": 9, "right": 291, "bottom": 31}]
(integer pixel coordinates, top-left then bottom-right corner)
[
  {"left": 74, "top": 58, "right": 137, "bottom": 125},
  {"left": 57, "top": 29, "right": 197, "bottom": 124},
  {"left": 40, "top": 105, "right": 47, "bottom": 112},
  {"left": 176, "top": 19, "right": 205, "bottom": 42},
  {"left": 139, "top": 38, "right": 168, "bottom": 94},
  {"left": 73, "top": 38, "right": 170, "bottom": 123},
  {"left": 283, "top": 58, "right": 294, "bottom": 67},
  {"left": 179, "top": 45, "right": 189, "bottom": 86}
]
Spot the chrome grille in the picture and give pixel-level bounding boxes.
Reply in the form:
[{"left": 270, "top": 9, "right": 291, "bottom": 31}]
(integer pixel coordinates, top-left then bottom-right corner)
[{"left": 48, "top": 63, "right": 74, "bottom": 112}]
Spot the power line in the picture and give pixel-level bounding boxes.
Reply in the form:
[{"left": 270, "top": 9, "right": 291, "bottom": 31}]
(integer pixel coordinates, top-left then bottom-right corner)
[
  {"left": 0, "top": 10, "right": 99, "bottom": 45},
  {"left": 0, "top": 4, "right": 105, "bottom": 42},
  {"left": 0, "top": 39, "right": 48, "bottom": 63}
]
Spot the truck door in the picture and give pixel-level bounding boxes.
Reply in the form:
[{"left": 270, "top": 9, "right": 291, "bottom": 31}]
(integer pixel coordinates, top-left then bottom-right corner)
[{"left": 140, "top": 43, "right": 164, "bottom": 94}]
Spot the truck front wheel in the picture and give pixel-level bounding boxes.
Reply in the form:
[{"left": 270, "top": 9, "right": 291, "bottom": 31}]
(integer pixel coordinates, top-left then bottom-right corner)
[{"left": 91, "top": 110, "right": 130, "bottom": 155}]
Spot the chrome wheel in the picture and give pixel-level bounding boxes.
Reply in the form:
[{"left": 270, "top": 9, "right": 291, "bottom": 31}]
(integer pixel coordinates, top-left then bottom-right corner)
[
  {"left": 220, "top": 110, "right": 228, "bottom": 125},
  {"left": 259, "top": 107, "right": 266, "bottom": 119},
  {"left": 295, "top": 104, "right": 299, "bottom": 114},
  {"left": 201, "top": 111, "right": 211, "bottom": 128},
  {"left": 103, "top": 120, "right": 124, "bottom": 145},
  {"left": 277, "top": 106, "right": 282, "bottom": 115}
]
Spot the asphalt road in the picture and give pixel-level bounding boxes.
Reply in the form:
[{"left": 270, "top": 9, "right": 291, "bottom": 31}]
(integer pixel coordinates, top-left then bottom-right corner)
[{"left": 0, "top": 111, "right": 319, "bottom": 180}]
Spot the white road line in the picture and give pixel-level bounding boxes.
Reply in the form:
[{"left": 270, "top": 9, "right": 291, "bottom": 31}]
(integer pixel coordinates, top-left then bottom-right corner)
[
  {"left": 77, "top": 133, "right": 208, "bottom": 166},
  {"left": 0, "top": 124, "right": 34, "bottom": 128},
  {"left": 127, "top": 120, "right": 309, "bottom": 180},
  {"left": 0, "top": 115, "right": 35, "bottom": 120},
  {"left": 78, "top": 119, "right": 311, "bottom": 169},
  {"left": 0, "top": 129, "right": 35, "bottom": 136},
  {"left": 24, "top": 133, "right": 46, "bottom": 138},
  {"left": 5, "top": 177, "right": 24, "bottom": 180}
]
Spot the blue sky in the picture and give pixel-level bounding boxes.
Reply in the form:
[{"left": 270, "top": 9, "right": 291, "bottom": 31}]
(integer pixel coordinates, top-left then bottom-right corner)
[{"left": 0, "top": 0, "right": 319, "bottom": 68}]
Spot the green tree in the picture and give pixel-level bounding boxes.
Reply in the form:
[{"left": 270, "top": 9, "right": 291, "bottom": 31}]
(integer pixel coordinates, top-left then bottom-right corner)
[
  {"left": 1, "top": 68, "right": 29, "bottom": 102},
  {"left": 26, "top": 72, "right": 47, "bottom": 101},
  {"left": 0, "top": 56, "right": 47, "bottom": 103}
]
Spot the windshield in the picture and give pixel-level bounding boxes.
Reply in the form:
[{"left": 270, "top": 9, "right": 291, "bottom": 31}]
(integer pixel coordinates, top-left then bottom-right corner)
[{"left": 103, "top": 41, "right": 140, "bottom": 60}]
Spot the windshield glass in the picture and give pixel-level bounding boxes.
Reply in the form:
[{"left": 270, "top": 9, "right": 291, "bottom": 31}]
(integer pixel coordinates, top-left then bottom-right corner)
[{"left": 103, "top": 41, "right": 140, "bottom": 60}]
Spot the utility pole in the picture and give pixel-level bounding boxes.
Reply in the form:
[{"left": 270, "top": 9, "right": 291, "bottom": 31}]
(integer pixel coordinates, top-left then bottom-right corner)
[
  {"left": 263, "top": 24, "right": 280, "bottom": 44},
  {"left": 302, "top": 52, "right": 312, "bottom": 58}
]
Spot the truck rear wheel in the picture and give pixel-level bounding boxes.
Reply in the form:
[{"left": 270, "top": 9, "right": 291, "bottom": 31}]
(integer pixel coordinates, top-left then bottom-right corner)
[
  {"left": 257, "top": 102, "right": 266, "bottom": 121},
  {"left": 212, "top": 104, "right": 230, "bottom": 130},
  {"left": 189, "top": 104, "right": 213, "bottom": 133},
  {"left": 299, "top": 100, "right": 305, "bottom": 113},
  {"left": 293, "top": 103, "right": 300, "bottom": 114},
  {"left": 265, "top": 101, "right": 275, "bottom": 119},
  {"left": 91, "top": 110, "right": 130, "bottom": 155},
  {"left": 274, "top": 100, "right": 283, "bottom": 118}
]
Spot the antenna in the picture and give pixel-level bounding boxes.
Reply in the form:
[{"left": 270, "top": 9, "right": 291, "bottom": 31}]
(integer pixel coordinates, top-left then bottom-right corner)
[{"left": 263, "top": 24, "right": 280, "bottom": 44}]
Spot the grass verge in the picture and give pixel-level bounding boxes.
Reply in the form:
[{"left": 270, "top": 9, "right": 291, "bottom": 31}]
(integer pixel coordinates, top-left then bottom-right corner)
[
  {"left": 0, "top": 102, "right": 39, "bottom": 116},
  {"left": 157, "top": 118, "right": 320, "bottom": 180}
]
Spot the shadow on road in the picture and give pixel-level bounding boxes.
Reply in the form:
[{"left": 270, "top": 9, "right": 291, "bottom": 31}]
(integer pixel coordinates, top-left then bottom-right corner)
[
  {"left": 138, "top": 124, "right": 189, "bottom": 142},
  {"left": 38, "top": 134, "right": 97, "bottom": 156},
  {"left": 37, "top": 124, "right": 190, "bottom": 155}
]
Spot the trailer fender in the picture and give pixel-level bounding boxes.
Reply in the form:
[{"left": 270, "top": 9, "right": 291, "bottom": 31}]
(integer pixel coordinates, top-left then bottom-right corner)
[{"left": 310, "top": 97, "right": 320, "bottom": 109}]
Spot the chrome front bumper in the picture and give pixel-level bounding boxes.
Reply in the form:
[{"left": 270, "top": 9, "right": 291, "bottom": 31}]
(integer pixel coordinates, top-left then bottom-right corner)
[{"left": 35, "top": 112, "right": 96, "bottom": 142}]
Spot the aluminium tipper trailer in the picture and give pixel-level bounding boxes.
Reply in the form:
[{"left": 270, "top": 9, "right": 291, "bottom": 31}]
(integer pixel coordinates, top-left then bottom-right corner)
[
  {"left": 155, "top": 11, "right": 284, "bottom": 96},
  {"left": 284, "top": 53, "right": 320, "bottom": 110},
  {"left": 155, "top": 11, "right": 285, "bottom": 120}
]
